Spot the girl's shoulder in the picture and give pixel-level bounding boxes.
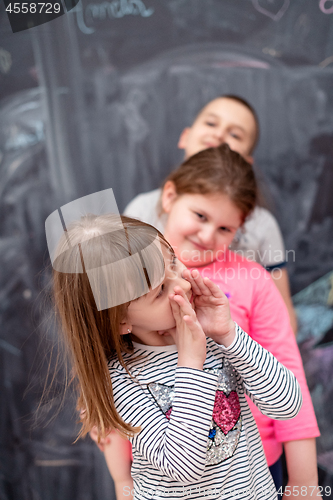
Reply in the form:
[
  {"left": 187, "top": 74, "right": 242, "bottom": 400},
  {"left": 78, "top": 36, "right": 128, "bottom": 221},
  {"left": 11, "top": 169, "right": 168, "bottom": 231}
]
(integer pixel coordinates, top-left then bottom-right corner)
[
  {"left": 123, "top": 188, "right": 161, "bottom": 217},
  {"left": 225, "top": 249, "right": 265, "bottom": 268},
  {"left": 107, "top": 356, "right": 127, "bottom": 376}
]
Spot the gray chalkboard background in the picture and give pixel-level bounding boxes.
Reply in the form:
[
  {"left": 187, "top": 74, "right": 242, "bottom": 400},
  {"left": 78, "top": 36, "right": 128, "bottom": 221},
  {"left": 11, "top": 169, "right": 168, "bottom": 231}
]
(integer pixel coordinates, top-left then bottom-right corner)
[{"left": 1, "top": 0, "right": 333, "bottom": 498}]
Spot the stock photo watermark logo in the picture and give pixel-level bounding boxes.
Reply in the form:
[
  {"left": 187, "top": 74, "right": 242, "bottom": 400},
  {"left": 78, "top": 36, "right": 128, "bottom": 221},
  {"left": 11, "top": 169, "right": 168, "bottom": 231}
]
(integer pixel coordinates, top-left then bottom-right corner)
[
  {"left": 3, "top": 0, "right": 79, "bottom": 33},
  {"left": 45, "top": 188, "right": 165, "bottom": 311}
]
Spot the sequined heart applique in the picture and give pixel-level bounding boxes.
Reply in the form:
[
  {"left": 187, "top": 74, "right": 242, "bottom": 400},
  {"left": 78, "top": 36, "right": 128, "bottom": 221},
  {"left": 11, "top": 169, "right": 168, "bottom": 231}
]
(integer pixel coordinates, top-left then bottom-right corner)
[
  {"left": 165, "top": 407, "right": 172, "bottom": 420},
  {"left": 212, "top": 390, "right": 241, "bottom": 435},
  {"left": 148, "top": 383, "right": 174, "bottom": 419},
  {"left": 205, "top": 361, "right": 242, "bottom": 465},
  {"left": 148, "top": 360, "right": 242, "bottom": 466}
]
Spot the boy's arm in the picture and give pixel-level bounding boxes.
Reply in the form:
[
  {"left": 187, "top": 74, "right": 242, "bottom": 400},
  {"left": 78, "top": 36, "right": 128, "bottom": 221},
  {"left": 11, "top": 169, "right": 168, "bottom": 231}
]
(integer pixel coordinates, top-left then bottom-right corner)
[
  {"left": 270, "top": 267, "right": 298, "bottom": 335},
  {"left": 282, "top": 439, "right": 319, "bottom": 500}
]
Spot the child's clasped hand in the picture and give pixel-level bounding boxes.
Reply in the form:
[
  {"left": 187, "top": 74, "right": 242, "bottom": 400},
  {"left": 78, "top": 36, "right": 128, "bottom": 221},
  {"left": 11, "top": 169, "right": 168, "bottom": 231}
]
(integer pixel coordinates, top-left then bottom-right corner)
[
  {"left": 182, "top": 269, "right": 236, "bottom": 347},
  {"left": 168, "top": 269, "right": 236, "bottom": 369},
  {"left": 169, "top": 286, "right": 207, "bottom": 370}
]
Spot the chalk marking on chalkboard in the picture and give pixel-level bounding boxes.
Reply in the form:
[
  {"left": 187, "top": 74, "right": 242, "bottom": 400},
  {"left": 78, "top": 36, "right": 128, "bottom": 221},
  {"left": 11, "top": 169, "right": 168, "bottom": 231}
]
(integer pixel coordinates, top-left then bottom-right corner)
[
  {"left": 0, "top": 47, "right": 12, "bottom": 74},
  {"left": 35, "top": 459, "right": 82, "bottom": 466},
  {"left": 120, "top": 88, "right": 149, "bottom": 142},
  {"left": 252, "top": 0, "right": 290, "bottom": 22},
  {"left": 319, "top": 0, "right": 333, "bottom": 14},
  {"left": 328, "top": 276, "right": 333, "bottom": 306},
  {"left": 74, "top": 2, "right": 95, "bottom": 33},
  {"left": 75, "top": 0, "right": 154, "bottom": 34},
  {"left": 0, "top": 339, "right": 21, "bottom": 356},
  {"left": 262, "top": 47, "right": 282, "bottom": 58},
  {"left": 319, "top": 56, "right": 333, "bottom": 67}
]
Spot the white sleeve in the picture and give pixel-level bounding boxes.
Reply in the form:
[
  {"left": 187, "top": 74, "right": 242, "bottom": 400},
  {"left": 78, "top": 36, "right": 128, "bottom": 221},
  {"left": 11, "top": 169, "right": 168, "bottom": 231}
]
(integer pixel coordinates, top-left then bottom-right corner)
[
  {"left": 111, "top": 367, "right": 218, "bottom": 483},
  {"left": 257, "top": 210, "right": 286, "bottom": 269},
  {"left": 123, "top": 189, "right": 164, "bottom": 231},
  {"left": 123, "top": 193, "right": 152, "bottom": 222},
  {"left": 218, "top": 324, "right": 302, "bottom": 420}
]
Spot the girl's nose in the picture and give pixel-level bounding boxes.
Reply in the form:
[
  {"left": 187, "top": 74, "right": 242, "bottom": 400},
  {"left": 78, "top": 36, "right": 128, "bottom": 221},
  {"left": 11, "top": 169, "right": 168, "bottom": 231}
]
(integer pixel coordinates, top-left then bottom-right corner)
[
  {"left": 199, "top": 226, "right": 216, "bottom": 247},
  {"left": 180, "top": 275, "right": 191, "bottom": 294}
]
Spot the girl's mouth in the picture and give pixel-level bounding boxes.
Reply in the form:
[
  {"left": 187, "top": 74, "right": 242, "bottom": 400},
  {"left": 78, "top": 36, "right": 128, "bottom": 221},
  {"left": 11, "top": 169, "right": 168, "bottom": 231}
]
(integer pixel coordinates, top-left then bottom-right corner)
[{"left": 187, "top": 238, "right": 211, "bottom": 251}]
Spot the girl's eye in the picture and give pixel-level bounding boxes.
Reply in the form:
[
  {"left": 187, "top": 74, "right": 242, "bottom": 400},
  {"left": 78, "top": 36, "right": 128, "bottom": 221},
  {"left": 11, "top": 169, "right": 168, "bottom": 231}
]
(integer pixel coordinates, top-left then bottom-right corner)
[
  {"left": 220, "top": 227, "right": 231, "bottom": 232},
  {"left": 205, "top": 121, "right": 216, "bottom": 127},
  {"left": 195, "top": 212, "right": 206, "bottom": 221},
  {"left": 156, "top": 284, "right": 164, "bottom": 298},
  {"left": 230, "top": 132, "right": 242, "bottom": 140}
]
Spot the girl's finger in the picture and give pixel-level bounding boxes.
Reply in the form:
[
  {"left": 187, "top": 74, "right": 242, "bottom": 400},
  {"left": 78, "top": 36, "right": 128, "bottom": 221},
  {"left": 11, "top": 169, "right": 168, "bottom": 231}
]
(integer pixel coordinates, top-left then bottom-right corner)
[
  {"left": 173, "top": 293, "right": 196, "bottom": 319},
  {"left": 202, "top": 277, "right": 226, "bottom": 299},
  {"left": 173, "top": 285, "right": 195, "bottom": 309},
  {"left": 183, "top": 315, "right": 205, "bottom": 339},
  {"left": 169, "top": 294, "right": 182, "bottom": 321},
  {"left": 167, "top": 326, "right": 177, "bottom": 343},
  {"left": 173, "top": 285, "right": 190, "bottom": 300},
  {"left": 190, "top": 271, "right": 216, "bottom": 296},
  {"left": 182, "top": 269, "right": 202, "bottom": 296},
  {"left": 170, "top": 293, "right": 194, "bottom": 325}
]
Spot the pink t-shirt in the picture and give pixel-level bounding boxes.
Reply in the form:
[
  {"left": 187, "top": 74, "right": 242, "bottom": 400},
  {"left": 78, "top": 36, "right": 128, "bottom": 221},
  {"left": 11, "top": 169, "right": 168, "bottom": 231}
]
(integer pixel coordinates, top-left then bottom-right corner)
[{"left": 197, "top": 250, "right": 320, "bottom": 466}]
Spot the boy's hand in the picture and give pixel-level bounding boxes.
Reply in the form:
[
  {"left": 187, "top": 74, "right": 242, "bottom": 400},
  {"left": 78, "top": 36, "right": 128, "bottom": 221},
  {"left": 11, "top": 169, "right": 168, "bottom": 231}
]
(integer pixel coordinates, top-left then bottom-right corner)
[
  {"left": 169, "top": 287, "right": 207, "bottom": 370},
  {"left": 182, "top": 269, "right": 235, "bottom": 347}
]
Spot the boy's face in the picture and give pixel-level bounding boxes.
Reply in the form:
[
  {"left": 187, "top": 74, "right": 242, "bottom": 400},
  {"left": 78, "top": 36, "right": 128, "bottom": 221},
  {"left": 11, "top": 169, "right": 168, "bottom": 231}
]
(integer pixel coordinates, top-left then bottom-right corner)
[{"left": 178, "top": 97, "right": 257, "bottom": 162}]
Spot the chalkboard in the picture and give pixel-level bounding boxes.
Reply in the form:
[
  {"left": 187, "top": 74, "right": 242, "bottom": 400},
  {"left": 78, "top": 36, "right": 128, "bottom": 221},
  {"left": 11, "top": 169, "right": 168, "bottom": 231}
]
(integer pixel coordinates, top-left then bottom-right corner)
[
  {"left": 293, "top": 272, "right": 333, "bottom": 479},
  {"left": 1, "top": 1, "right": 333, "bottom": 499}
]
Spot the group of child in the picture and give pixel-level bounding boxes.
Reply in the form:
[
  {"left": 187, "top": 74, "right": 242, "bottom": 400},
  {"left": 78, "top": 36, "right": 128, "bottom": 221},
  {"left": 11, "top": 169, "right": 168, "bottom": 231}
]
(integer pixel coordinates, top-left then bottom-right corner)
[{"left": 47, "top": 95, "right": 320, "bottom": 499}]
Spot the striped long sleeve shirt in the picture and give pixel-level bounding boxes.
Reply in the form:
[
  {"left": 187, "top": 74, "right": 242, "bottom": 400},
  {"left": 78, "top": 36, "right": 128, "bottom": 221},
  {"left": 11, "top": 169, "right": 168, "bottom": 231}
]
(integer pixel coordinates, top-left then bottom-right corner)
[{"left": 109, "top": 324, "right": 302, "bottom": 500}]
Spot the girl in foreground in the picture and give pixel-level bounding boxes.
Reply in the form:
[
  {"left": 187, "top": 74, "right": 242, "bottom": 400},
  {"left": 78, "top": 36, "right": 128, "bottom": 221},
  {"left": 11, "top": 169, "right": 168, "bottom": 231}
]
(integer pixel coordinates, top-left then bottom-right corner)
[
  {"left": 106, "top": 144, "right": 319, "bottom": 499},
  {"left": 51, "top": 213, "right": 301, "bottom": 500}
]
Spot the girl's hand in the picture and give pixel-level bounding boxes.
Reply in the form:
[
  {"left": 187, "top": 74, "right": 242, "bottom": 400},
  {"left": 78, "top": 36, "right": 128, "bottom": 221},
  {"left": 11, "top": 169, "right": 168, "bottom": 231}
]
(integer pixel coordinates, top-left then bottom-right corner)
[
  {"left": 169, "top": 287, "right": 207, "bottom": 370},
  {"left": 182, "top": 269, "right": 235, "bottom": 347}
]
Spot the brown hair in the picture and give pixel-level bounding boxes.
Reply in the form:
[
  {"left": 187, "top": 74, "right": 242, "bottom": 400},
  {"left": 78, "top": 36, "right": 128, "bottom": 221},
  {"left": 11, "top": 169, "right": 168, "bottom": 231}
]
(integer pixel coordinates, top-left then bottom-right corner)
[
  {"left": 164, "top": 143, "right": 257, "bottom": 223},
  {"left": 52, "top": 214, "right": 170, "bottom": 439}
]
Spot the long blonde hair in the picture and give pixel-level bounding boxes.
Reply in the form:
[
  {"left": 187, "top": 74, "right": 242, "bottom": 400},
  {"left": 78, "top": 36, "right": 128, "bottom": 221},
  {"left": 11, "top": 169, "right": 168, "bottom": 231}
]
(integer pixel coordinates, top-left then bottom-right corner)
[{"left": 52, "top": 214, "right": 170, "bottom": 439}]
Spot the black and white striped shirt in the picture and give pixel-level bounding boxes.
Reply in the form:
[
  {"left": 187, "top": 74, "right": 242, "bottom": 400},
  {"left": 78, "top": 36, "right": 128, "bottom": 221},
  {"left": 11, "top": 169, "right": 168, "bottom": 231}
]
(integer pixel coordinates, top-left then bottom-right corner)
[{"left": 109, "top": 324, "right": 302, "bottom": 500}]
